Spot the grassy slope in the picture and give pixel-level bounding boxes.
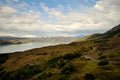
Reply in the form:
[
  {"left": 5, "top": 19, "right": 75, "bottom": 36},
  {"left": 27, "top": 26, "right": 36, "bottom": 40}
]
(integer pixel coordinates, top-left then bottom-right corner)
[{"left": 0, "top": 26, "right": 120, "bottom": 80}]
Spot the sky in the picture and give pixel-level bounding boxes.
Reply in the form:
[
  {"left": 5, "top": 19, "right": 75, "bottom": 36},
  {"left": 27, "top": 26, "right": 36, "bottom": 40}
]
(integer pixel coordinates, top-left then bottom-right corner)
[{"left": 0, "top": 0, "right": 120, "bottom": 37}]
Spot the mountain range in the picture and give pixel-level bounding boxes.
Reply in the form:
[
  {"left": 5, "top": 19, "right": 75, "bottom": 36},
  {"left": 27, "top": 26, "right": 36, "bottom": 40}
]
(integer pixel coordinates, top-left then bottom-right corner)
[{"left": 0, "top": 36, "right": 78, "bottom": 44}]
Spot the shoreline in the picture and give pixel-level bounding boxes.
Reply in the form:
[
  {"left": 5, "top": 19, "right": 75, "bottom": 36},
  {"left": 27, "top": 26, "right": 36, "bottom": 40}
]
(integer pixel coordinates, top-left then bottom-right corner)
[{"left": 0, "top": 42, "right": 69, "bottom": 54}]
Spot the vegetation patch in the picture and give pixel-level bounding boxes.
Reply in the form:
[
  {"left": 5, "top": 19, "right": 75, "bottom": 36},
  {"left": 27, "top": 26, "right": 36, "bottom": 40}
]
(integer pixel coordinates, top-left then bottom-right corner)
[
  {"left": 1, "top": 64, "right": 42, "bottom": 80},
  {"left": 62, "top": 52, "right": 81, "bottom": 60},
  {"left": 108, "top": 53, "right": 120, "bottom": 58},
  {"left": 98, "top": 55, "right": 107, "bottom": 60},
  {"left": 98, "top": 60, "right": 109, "bottom": 66},
  {"left": 0, "top": 54, "right": 9, "bottom": 64},
  {"left": 80, "top": 47, "right": 93, "bottom": 52},
  {"left": 35, "top": 72, "right": 53, "bottom": 80},
  {"left": 60, "top": 63, "right": 76, "bottom": 75},
  {"left": 46, "top": 56, "right": 67, "bottom": 68},
  {"left": 58, "top": 75, "right": 70, "bottom": 80},
  {"left": 0, "top": 66, "right": 4, "bottom": 71},
  {"left": 84, "top": 73, "right": 96, "bottom": 80},
  {"left": 96, "top": 69, "right": 120, "bottom": 80},
  {"left": 46, "top": 52, "right": 81, "bottom": 68}
]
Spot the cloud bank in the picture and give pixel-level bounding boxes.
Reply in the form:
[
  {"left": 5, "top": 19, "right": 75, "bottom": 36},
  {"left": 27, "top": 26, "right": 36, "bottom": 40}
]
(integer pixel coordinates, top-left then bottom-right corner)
[{"left": 0, "top": 0, "right": 120, "bottom": 37}]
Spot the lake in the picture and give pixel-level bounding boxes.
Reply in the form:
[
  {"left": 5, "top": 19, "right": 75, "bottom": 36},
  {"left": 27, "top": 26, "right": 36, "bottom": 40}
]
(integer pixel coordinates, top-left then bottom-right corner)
[{"left": 0, "top": 42, "right": 68, "bottom": 54}]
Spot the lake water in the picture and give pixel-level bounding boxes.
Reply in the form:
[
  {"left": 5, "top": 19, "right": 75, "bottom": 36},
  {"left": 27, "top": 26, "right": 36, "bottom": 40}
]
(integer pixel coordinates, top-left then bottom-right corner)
[{"left": 0, "top": 42, "right": 67, "bottom": 54}]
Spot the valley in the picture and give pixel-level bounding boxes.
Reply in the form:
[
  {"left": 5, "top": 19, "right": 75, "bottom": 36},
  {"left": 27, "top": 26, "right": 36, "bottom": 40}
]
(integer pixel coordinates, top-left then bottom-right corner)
[{"left": 0, "top": 24, "right": 120, "bottom": 80}]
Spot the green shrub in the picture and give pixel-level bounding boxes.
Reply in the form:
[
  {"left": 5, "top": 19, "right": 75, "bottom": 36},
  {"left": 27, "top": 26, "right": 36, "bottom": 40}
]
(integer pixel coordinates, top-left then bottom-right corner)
[
  {"left": 73, "top": 76, "right": 79, "bottom": 80},
  {"left": 46, "top": 56, "right": 67, "bottom": 68},
  {"left": 0, "top": 71, "right": 6, "bottom": 77},
  {"left": 98, "top": 60, "right": 109, "bottom": 66},
  {"left": 57, "top": 59, "right": 68, "bottom": 68},
  {"left": 113, "top": 62, "right": 120, "bottom": 67},
  {"left": 46, "top": 52, "right": 81, "bottom": 68},
  {"left": 0, "top": 66, "right": 4, "bottom": 71},
  {"left": 62, "top": 53, "right": 81, "bottom": 60},
  {"left": 96, "top": 70, "right": 120, "bottom": 80},
  {"left": 46, "top": 57, "right": 60, "bottom": 68},
  {"left": 80, "top": 47, "right": 92, "bottom": 52},
  {"left": 98, "top": 55, "right": 107, "bottom": 60},
  {"left": 60, "top": 63, "right": 76, "bottom": 75},
  {"left": 1, "top": 64, "right": 42, "bottom": 80},
  {"left": 84, "top": 73, "right": 95, "bottom": 80},
  {"left": 0, "top": 54, "right": 9, "bottom": 64},
  {"left": 58, "top": 75, "right": 70, "bottom": 80},
  {"left": 36, "top": 72, "right": 53, "bottom": 80},
  {"left": 99, "top": 52, "right": 103, "bottom": 56},
  {"left": 108, "top": 53, "right": 119, "bottom": 58}
]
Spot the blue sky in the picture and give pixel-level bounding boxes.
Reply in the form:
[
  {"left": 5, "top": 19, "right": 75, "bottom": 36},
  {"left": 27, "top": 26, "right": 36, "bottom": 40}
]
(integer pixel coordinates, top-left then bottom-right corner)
[
  {"left": 0, "top": 0, "right": 119, "bottom": 37},
  {"left": 1, "top": 0, "right": 98, "bottom": 14}
]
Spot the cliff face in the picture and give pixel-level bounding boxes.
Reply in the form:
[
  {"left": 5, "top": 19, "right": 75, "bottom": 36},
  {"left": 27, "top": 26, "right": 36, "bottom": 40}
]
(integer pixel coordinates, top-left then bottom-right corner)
[{"left": 0, "top": 24, "right": 120, "bottom": 80}]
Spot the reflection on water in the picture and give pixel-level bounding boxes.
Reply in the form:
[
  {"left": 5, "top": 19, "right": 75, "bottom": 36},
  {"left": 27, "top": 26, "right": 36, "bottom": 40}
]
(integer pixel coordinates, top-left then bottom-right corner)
[{"left": 0, "top": 42, "right": 67, "bottom": 54}]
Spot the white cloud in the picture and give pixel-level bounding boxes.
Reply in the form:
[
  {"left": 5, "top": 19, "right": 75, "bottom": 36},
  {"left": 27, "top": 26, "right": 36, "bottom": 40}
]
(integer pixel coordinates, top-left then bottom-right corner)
[
  {"left": 0, "top": 6, "right": 18, "bottom": 16},
  {"left": 14, "top": 0, "right": 18, "bottom": 2},
  {"left": 17, "top": 1, "right": 29, "bottom": 8},
  {"left": 40, "top": 3, "right": 65, "bottom": 18},
  {"left": 0, "top": 0, "right": 120, "bottom": 37},
  {"left": 22, "top": 35, "right": 37, "bottom": 38},
  {"left": 0, "top": 32, "right": 16, "bottom": 37}
]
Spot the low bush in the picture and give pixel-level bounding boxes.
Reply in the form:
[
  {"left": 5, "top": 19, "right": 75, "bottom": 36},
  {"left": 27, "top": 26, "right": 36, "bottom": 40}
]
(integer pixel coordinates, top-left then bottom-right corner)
[
  {"left": 108, "top": 53, "right": 119, "bottom": 58},
  {"left": 36, "top": 72, "right": 53, "bottom": 80},
  {"left": 84, "top": 73, "right": 95, "bottom": 80},
  {"left": 80, "top": 47, "right": 92, "bottom": 52},
  {"left": 0, "top": 54, "right": 9, "bottom": 64},
  {"left": 46, "top": 56, "right": 67, "bottom": 68},
  {"left": 60, "top": 63, "right": 76, "bottom": 75},
  {"left": 73, "top": 77, "right": 79, "bottom": 80},
  {"left": 98, "top": 60, "right": 109, "bottom": 66},
  {"left": 58, "top": 75, "right": 70, "bottom": 80},
  {"left": 113, "top": 62, "right": 120, "bottom": 67},
  {"left": 0, "top": 66, "right": 4, "bottom": 71},
  {"left": 96, "top": 70, "right": 120, "bottom": 80},
  {"left": 62, "top": 52, "right": 81, "bottom": 60},
  {"left": 46, "top": 52, "right": 81, "bottom": 68},
  {"left": 98, "top": 55, "right": 107, "bottom": 60},
  {"left": 1, "top": 64, "right": 42, "bottom": 80}
]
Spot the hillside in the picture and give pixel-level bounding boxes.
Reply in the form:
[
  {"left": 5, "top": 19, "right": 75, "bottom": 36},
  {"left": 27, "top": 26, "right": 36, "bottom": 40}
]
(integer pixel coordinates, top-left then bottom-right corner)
[
  {"left": 76, "top": 24, "right": 120, "bottom": 41},
  {"left": 0, "top": 25, "right": 120, "bottom": 80}
]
